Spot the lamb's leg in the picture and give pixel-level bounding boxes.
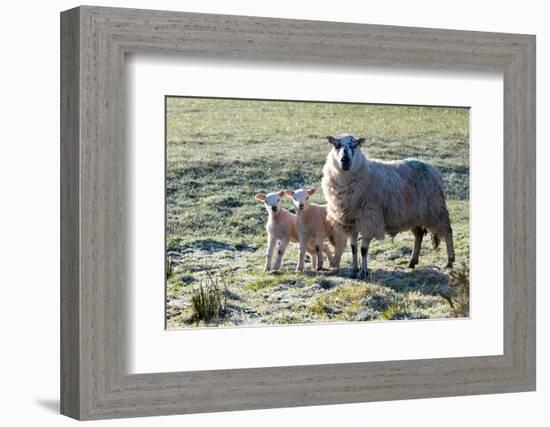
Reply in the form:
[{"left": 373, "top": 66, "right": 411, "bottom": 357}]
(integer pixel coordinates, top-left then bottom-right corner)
[
  {"left": 330, "top": 223, "right": 347, "bottom": 269},
  {"left": 315, "top": 235, "right": 324, "bottom": 271},
  {"left": 273, "top": 237, "right": 289, "bottom": 271},
  {"left": 296, "top": 235, "right": 307, "bottom": 272},
  {"left": 264, "top": 236, "right": 276, "bottom": 272},
  {"left": 409, "top": 226, "right": 424, "bottom": 268},
  {"left": 350, "top": 231, "right": 359, "bottom": 277},
  {"left": 323, "top": 245, "right": 333, "bottom": 265},
  {"left": 443, "top": 227, "right": 455, "bottom": 269},
  {"left": 359, "top": 237, "right": 370, "bottom": 280},
  {"left": 310, "top": 252, "right": 317, "bottom": 271}
]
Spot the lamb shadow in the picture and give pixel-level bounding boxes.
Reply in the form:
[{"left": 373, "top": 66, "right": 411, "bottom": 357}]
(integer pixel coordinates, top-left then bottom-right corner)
[{"left": 173, "top": 239, "right": 256, "bottom": 253}]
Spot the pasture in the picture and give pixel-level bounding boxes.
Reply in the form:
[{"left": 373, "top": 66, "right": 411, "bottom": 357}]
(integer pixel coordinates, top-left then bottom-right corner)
[{"left": 165, "top": 97, "right": 470, "bottom": 328}]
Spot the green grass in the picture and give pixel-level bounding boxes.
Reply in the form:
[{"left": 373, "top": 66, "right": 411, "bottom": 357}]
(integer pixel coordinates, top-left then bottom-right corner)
[{"left": 165, "top": 97, "right": 470, "bottom": 328}]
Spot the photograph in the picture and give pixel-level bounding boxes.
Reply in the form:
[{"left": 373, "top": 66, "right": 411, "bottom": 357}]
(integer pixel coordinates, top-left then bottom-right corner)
[
  {"left": 165, "top": 96, "right": 470, "bottom": 328},
  {"left": 52, "top": 3, "right": 537, "bottom": 421}
]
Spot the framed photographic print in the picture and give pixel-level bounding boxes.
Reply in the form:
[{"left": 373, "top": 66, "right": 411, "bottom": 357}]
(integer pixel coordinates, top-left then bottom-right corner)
[{"left": 61, "top": 6, "right": 536, "bottom": 420}]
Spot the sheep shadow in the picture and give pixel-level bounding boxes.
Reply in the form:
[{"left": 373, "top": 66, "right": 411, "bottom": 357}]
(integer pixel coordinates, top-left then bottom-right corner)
[{"left": 337, "top": 266, "right": 451, "bottom": 297}]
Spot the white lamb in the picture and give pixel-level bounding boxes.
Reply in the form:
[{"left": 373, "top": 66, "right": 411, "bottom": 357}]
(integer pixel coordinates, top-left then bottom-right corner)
[
  {"left": 284, "top": 187, "right": 348, "bottom": 272},
  {"left": 255, "top": 190, "right": 320, "bottom": 272}
]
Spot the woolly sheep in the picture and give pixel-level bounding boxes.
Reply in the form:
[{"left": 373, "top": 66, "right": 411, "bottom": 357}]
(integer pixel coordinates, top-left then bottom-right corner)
[
  {"left": 321, "top": 134, "right": 455, "bottom": 279},
  {"left": 284, "top": 187, "right": 348, "bottom": 272},
  {"left": 255, "top": 190, "right": 320, "bottom": 272}
]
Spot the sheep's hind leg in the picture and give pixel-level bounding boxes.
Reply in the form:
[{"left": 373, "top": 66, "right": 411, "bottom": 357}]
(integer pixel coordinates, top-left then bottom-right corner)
[
  {"left": 408, "top": 226, "right": 425, "bottom": 269},
  {"left": 443, "top": 227, "right": 455, "bottom": 269},
  {"left": 359, "top": 238, "right": 370, "bottom": 280},
  {"left": 272, "top": 237, "right": 289, "bottom": 271},
  {"left": 350, "top": 231, "right": 359, "bottom": 277}
]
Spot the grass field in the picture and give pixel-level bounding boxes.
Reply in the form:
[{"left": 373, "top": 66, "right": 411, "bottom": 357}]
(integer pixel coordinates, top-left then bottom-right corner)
[{"left": 165, "top": 97, "right": 470, "bottom": 328}]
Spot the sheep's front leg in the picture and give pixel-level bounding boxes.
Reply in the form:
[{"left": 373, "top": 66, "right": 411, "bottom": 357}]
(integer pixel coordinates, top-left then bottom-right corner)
[
  {"left": 350, "top": 231, "right": 359, "bottom": 277},
  {"left": 296, "top": 234, "right": 307, "bottom": 272},
  {"left": 272, "top": 237, "right": 289, "bottom": 271},
  {"left": 264, "top": 235, "right": 277, "bottom": 272},
  {"left": 359, "top": 237, "right": 370, "bottom": 280}
]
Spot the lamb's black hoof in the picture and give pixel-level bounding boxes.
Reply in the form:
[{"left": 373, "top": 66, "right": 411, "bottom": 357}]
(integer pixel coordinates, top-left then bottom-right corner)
[
  {"left": 359, "top": 270, "right": 369, "bottom": 280},
  {"left": 350, "top": 269, "right": 359, "bottom": 279},
  {"left": 408, "top": 261, "right": 417, "bottom": 269}
]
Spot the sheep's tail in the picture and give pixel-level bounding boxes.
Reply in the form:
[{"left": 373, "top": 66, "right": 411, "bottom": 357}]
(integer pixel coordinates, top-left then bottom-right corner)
[{"left": 431, "top": 233, "right": 441, "bottom": 250}]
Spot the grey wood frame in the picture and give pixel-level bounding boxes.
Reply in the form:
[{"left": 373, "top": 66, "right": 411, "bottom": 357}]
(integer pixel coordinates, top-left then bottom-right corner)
[{"left": 60, "top": 5, "right": 536, "bottom": 421}]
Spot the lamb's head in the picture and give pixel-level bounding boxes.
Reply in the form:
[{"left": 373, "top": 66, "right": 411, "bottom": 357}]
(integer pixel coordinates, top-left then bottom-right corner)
[
  {"left": 255, "top": 190, "right": 285, "bottom": 214},
  {"left": 326, "top": 134, "right": 366, "bottom": 172},
  {"left": 284, "top": 187, "right": 315, "bottom": 212}
]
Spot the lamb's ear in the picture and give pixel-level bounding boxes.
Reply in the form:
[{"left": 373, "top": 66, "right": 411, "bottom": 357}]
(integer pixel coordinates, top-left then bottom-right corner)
[
  {"left": 255, "top": 193, "right": 266, "bottom": 202},
  {"left": 283, "top": 189, "right": 294, "bottom": 197},
  {"left": 356, "top": 137, "right": 366, "bottom": 146},
  {"left": 306, "top": 187, "right": 316, "bottom": 195},
  {"left": 326, "top": 136, "right": 337, "bottom": 146}
]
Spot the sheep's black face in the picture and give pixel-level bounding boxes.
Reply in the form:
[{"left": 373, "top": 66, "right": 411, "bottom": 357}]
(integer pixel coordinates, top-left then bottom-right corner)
[{"left": 326, "top": 134, "right": 366, "bottom": 171}]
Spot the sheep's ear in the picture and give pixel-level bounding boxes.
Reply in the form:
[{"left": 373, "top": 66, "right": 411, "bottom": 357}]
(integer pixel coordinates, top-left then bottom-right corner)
[
  {"left": 277, "top": 190, "right": 285, "bottom": 197},
  {"left": 306, "top": 187, "right": 316, "bottom": 195},
  {"left": 356, "top": 137, "right": 366, "bottom": 146},
  {"left": 255, "top": 193, "right": 266, "bottom": 202},
  {"left": 283, "top": 189, "right": 294, "bottom": 197},
  {"left": 326, "top": 136, "right": 337, "bottom": 146}
]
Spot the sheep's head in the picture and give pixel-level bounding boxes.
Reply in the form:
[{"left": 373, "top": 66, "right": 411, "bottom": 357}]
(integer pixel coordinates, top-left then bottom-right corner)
[
  {"left": 326, "top": 134, "right": 365, "bottom": 171},
  {"left": 284, "top": 188, "right": 315, "bottom": 212},
  {"left": 255, "top": 190, "right": 285, "bottom": 214}
]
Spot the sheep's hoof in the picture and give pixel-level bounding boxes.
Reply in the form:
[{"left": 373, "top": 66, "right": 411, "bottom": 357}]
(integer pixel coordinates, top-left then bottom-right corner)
[
  {"left": 264, "top": 267, "right": 271, "bottom": 273},
  {"left": 350, "top": 268, "right": 359, "bottom": 278},
  {"left": 408, "top": 260, "right": 417, "bottom": 269},
  {"left": 445, "top": 262, "right": 454, "bottom": 269},
  {"left": 359, "top": 269, "right": 369, "bottom": 280}
]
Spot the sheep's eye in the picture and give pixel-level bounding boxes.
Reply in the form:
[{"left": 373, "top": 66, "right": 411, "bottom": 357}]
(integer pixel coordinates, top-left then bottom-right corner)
[{"left": 335, "top": 144, "right": 341, "bottom": 150}]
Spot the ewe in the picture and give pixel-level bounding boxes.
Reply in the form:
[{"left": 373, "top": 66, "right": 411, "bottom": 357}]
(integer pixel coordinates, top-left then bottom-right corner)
[
  {"left": 284, "top": 188, "right": 347, "bottom": 272},
  {"left": 321, "top": 134, "right": 455, "bottom": 279},
  {"left": 255, "top": 190, "right": 318, "bottom": 272}
]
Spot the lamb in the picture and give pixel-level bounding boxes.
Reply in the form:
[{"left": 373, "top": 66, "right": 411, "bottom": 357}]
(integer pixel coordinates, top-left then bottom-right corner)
[
  {"left": 284, "top": 187, "right": 348, "bottom": 272},
  {"left": 321, "top": 134, "right": 455, "bottom": 279},
  {"left": 255, "top": 190, "right": 320, "bottom": 272}
]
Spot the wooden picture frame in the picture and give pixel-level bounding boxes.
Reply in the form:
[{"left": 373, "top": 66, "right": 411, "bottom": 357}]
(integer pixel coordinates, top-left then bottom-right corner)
[{"left": 60, "top": 5, "right": 536, "bottom": 420}]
